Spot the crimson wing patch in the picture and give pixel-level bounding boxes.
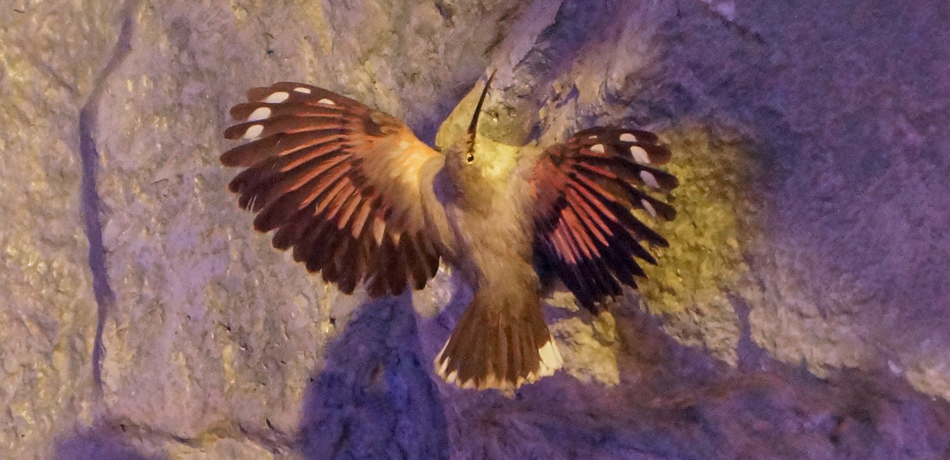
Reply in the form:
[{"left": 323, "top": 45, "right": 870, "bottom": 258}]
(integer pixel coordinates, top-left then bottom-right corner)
[{"left": 529, "top": 126, "right": 678, "bottom": 311}]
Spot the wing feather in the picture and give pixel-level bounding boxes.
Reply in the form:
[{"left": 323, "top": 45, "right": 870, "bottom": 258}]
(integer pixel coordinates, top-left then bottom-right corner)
[
  {"left": 221, "top": 82, "right": 444, "bottom": 296},
  {"left": 529, "top": 127, "right": 677, "bottom": 312}
]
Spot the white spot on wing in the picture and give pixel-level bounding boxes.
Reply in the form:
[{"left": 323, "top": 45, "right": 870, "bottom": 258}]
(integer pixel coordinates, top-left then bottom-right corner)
[
  {"left": 264, "top": 91, "right": 289, "bottom": 103},
  {"left": 629, "top": 146, "right": 651, "bottom": 164},
  {"left": 293, "top": 87, "right": 312, "bottom": 94},
  {"left": 318, "top": 98, "right": 336, "bottom": 106},
  {"left": 590, "top": 144, "right": 605, "bottom": 153},
  {"left": 247, "top": 106, "right": 271, "bottom": 121},
  {"left": 641, "top": 199, "right": 657, "bottom": 217},
  {"left": 640, "top": 170, "right": 660, "bottom": 189},
  {"left": 620, "top": 132, "right": 637, "bottom": 142},
  {"left": 242, "top": 124, "right": 264, "bottom": 139}
]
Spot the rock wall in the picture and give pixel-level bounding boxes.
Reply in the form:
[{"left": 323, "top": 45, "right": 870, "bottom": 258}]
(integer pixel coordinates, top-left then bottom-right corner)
[{"left": 2, "top": 0, "right": 949, "bottom": 459}]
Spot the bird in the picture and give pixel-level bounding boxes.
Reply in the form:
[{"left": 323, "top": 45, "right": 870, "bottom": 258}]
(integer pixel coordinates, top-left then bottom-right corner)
[{"left": 219, "top": 72, "right": 678, "bottom": 391}]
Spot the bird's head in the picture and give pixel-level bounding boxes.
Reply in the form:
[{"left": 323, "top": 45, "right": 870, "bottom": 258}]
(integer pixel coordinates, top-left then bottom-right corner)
[{"left": 442, "top": 71, "right": 519, "bottom": 208}]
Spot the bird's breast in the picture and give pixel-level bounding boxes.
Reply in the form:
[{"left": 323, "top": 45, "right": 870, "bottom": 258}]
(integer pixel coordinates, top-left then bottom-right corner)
[{"left": 445, "top": 179, "right": 537, "bottom": 289}]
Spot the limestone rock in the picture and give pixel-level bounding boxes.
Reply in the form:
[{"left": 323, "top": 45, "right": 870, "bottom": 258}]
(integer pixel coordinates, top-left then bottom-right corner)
[{"left": 3, "top": 0, "right": 950, "bottom": 459}]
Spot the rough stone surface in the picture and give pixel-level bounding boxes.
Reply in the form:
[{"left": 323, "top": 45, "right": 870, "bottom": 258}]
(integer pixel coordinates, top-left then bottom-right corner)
[{"left": 3, "top": 0, "right": 950, "bottom": 459}]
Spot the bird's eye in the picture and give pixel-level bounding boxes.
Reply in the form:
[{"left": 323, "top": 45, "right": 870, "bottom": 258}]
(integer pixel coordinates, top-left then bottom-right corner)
[{"left": 466, "top": 153, "right": 475, "bottom": 163}]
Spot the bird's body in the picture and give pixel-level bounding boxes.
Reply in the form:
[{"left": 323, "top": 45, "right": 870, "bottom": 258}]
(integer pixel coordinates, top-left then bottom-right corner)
[
  {"left": 220, "top": 75, "right": 677, "bottom": 391},
  {"left": 431, "top": 137, "right": 560, "bottom": 389}
]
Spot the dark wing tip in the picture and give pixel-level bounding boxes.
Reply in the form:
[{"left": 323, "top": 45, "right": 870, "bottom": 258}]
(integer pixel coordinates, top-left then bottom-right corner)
[{"left": 530, "top": 124, "right": 678, "bottom": 310}]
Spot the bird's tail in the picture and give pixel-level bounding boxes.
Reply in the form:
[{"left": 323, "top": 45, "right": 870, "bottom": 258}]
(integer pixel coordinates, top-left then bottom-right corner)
[{"left": 434, "top": 290, "right": 562, "bottom": 391}]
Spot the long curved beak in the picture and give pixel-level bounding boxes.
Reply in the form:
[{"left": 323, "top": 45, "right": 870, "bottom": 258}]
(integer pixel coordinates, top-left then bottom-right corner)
[{"left": 467, "top": 70, "right": 496, "bottom": 138}]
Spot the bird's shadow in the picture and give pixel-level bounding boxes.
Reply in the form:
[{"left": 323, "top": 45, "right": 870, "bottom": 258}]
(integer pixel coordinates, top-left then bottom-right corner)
[
  {"left": 296, "top": 285, "right": 950, "bottom": 460},
  {"left": 298, "top": 292, "right": 450, "bottom": 460},
  {"left": 293, "top": 275, "right": 720, "bottom": 460}
]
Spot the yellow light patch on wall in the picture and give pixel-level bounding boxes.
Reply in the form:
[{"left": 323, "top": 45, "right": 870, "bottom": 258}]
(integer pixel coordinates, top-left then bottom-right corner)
[{"left": 637, "top": 125, "right": 758, "bottom": 317}]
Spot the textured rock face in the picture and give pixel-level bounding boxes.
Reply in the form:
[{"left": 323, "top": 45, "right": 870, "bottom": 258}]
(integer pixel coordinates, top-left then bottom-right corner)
[{"left": 3, "top": 0, "right": 950, "bottom": 459}]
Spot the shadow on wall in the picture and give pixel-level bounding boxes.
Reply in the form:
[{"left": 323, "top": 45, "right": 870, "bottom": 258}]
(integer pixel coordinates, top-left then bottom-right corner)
[
  {"left": 49, "top": 293, "right": 950, "bottom": 459},
  {"left": 55, "top": 425, "right": 167, "bottom": 460},
  {"left": 298, "top": 294, "right": 450, "bottom": 460},
  {"left": 297, "top": 291, "right": 950, "bottom": 460}
]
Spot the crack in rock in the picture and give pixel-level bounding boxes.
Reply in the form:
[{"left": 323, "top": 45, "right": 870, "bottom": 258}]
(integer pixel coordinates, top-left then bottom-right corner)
[{"left": 77, "top": 0, "right": 142, "bottom": 398}]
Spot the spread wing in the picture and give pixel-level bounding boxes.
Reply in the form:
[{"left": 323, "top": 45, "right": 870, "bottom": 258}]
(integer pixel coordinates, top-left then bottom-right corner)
[
  {"left": 529, "top": 127, "right": 678, "bottom": 312},
  {"left": 221, "top": 82, "right": 443, "bottom": 297}
]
